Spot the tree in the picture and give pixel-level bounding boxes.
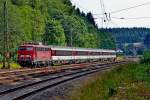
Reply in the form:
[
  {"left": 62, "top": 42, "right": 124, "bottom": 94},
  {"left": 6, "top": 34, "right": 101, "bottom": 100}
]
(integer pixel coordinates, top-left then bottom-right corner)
[
  {"left": 62, "top": 15, "right": 97, "bottom": 48},
  {"left": 43, "top": 19, "right": 66, "bottom": 46},
  {"left": 141, "top": 50, "right": 150, "bottom": 64},
  {"left": 75, "top": 8, "right": 81, "bottom": 16},
  {"left": 144, "top": 34, "right": 150, "bottom": 49},
  {"left": 86, "top": 12, "right": 96, "bottom": 27}
]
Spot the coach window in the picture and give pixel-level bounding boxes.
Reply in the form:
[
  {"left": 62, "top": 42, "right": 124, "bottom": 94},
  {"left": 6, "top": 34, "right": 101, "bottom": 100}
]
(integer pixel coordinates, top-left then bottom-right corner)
[
  {"left": 102, "top": 52, "right": 105, "bottom": 55},
  {"left": 81, "top": 51, "right": 88, "bottom": 55},
  {"left": 99, "top": 52, "right": 102, "bottom": 55},
  {"left": 55, "top": 50, "right": 72, "bottom": 56},
  {"left": 36, "top": 47, "right": 40, "bottom": 51}
]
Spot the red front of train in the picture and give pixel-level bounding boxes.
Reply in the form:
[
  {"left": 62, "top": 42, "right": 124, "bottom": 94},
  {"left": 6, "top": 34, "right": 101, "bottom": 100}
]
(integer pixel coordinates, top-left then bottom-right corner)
[{"left": 18, "top": 44, "right": 51, "bottom": 66}]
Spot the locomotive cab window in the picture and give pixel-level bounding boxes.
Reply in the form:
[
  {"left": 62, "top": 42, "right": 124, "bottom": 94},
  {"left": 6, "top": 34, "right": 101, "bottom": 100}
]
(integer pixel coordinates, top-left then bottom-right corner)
[
  {"left": 19, "top": 47, "right": 26, "bottom": 50},
  {"left": 19, "top": 47, "right": 33, "bottom": 51},
  {"left": 26, "top": 47, "right": 33, "bottom": 51}
]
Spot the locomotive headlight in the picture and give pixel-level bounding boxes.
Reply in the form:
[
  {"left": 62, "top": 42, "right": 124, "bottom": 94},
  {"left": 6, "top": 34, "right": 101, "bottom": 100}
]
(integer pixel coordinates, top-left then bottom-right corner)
[{"left": 20, "top": 55, "right": 31, "bottom": 58}]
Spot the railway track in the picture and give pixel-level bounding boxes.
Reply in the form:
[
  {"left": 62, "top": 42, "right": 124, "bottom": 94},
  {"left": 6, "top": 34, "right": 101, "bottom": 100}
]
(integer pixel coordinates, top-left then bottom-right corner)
[
  {"left": 0, "top": 61, "right": 126, "bottom": 100},
  {"left": 0, "top": 62, "right": 96, "bottom": 76},
  {"left": 0, "top": 62, "right": 107, "bottom": 84}
]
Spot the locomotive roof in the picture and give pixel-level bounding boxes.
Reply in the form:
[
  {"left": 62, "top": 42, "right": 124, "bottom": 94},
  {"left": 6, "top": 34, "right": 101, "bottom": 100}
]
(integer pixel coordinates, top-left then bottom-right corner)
[
  {"left": 20, "top": 44, "right": 50, "bottom": 48},
  {"left": 20, "top": 44, "right": 116, "bottom": 52}
]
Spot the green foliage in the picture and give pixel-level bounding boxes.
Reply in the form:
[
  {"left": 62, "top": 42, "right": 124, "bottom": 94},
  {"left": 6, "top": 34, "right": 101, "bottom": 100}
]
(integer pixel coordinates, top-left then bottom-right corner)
[
  {"left": 61, "top": 15, "right": 98, "bottom": 48},
  {"left": 69, "top": 63, "right": 150, "bottom": 100},
  {"left": 97, "top": 30, "right": 116, "bottom": 49},
  {"left": 141, "top": 51, "right": 150, "bottom": 64},
  {"left": 43, "top": 19, "right": 66, "bottom": 46},
  {"left": 0, "top": 62, "right": 21, "bottom": 69}
]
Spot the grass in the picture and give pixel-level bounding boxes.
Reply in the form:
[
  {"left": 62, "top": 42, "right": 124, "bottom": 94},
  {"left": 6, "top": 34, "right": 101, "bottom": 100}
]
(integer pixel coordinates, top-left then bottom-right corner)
[
  {"left": 0, "top": 62, "right": 21, "bottom": 69},
  {"left": 69, "top": 63, "right": 150, "bottom": 100}
]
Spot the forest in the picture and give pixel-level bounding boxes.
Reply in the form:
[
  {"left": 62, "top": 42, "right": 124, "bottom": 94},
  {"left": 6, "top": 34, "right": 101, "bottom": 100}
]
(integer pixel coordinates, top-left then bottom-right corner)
[
  {"left": 102, "top": 28, "right": 150, "bottom": 55},
  {"left": 102, "top": 28, "right": 150, "bottom": 44},
  {"left": 0, "top": 0, "right": 115, "bottom": 62}
]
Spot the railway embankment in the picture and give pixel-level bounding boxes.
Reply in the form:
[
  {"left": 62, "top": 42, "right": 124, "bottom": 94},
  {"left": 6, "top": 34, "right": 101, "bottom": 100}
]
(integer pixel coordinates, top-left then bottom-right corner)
[
  {"left": 0, "top": 61, "right": 125, "bottom": 100},
  {"left": 68, "top": 63, "right": 150, "bottom": 100},
  {"left": 22, "top": 62, "right": 122, "bottom": 100}
]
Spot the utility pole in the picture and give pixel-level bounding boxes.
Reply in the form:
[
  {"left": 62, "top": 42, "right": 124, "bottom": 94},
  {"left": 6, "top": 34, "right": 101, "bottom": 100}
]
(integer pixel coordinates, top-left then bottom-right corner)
[
  {"left": 32, "top": 0, "right": 36, "bottom": 42},
  {"left": 100, "top": 0, "right": 105, "bottom": 28},
  {"left": 69, "top": 28, "right": 73, "bottom": 47},
  {"left": 2, "top": 0, "right": 10, "bottom": 69},
  {"left": 100, "top": 0, "right": 110, "bottom": 28}
]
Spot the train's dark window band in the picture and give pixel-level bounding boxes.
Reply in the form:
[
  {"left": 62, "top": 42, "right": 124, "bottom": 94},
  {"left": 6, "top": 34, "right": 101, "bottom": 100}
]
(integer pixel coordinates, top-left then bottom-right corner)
[
  {"left": 52, "top": 50, "right": 116, "bottom": 56},
  {"left": 53, "top": 50, "right": 72, "bottom": 56},
  {"left": 54, "top": 51, "right": 89, "bottom": 56},
  {"left": 77, "top": 51, "right": 88, "bottom": 55},
  {"left": 90, "top": 52, "right": 100, "bottom": 55},
  {"left": 36, "top": 47, "right": 50, "bottom": 51}
]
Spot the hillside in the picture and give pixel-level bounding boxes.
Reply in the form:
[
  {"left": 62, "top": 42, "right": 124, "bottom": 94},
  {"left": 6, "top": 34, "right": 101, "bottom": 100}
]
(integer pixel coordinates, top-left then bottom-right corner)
[
  {"left": 102, "top": 28, "right": 150, "bottom": 43},
  {"left": 0, "top": 0, "right": 115, "bottom": 58},
  {"left": 102, "top": 28, "right": 150, "bottom": 55}
]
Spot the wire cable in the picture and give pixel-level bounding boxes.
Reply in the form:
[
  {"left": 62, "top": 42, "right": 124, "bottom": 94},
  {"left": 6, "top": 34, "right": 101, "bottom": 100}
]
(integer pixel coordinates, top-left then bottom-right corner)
[
  {"left": 94, "top": 2, "right": 150, "bottom": 15},
  {"left": 110, "top": 2, "right": 150, "bottom": 14},
  {"left": 112, "top": 16, "right": 150, "bottom": 20}
]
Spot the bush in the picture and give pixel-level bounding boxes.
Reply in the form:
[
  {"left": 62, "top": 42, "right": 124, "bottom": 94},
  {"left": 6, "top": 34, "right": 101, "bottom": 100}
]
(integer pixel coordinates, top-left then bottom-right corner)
[{"left": 140, "top": 50, "right": 150, "bottom": 64}]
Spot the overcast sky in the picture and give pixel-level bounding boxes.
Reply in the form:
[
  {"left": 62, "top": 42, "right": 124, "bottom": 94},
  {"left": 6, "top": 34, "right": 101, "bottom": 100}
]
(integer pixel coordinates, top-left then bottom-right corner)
[{"left": 71, "top": 0, "right": 150, "bottom": 28}]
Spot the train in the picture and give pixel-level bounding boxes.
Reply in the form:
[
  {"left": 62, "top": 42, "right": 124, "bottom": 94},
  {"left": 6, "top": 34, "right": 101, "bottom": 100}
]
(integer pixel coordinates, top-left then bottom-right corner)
[{"left": 17, "top": 43, "right": 117, "bottom": 67}]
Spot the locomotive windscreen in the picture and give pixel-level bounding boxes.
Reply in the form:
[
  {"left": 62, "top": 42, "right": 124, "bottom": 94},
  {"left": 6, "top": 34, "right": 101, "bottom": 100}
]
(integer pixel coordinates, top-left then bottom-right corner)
[{"left": 19, "top": 46, "right": 33, "bottom": 51}]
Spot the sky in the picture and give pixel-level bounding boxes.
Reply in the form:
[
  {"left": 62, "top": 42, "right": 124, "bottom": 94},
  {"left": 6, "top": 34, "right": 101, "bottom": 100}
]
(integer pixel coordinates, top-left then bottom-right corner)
[{"left": 71, "top": 0, "right": 150, "bottom": 28}]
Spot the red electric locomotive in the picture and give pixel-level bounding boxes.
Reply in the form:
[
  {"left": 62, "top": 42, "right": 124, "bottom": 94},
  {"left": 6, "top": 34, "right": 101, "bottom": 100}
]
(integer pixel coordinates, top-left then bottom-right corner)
[{"left": 18, "top": 43, "right": 51, "bottom": 67}]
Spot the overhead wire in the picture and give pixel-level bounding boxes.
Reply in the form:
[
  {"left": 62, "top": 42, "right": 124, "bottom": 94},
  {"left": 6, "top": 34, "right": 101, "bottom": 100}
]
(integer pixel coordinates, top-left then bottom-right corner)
[
  {"left": 94, "top": 1, "right": 150, "bottom": 15},
  {"left": 112, "top": 16, "right": 150, "bottom": 20},
  {"left": 110, "top": 2, "right": 150, "bottom": 14},
  {"left": 71, "top": 1, "right": 150, "bottom": 27},
  {"left": 96, "top": 1, "right": 150, "bottom": 27}
]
